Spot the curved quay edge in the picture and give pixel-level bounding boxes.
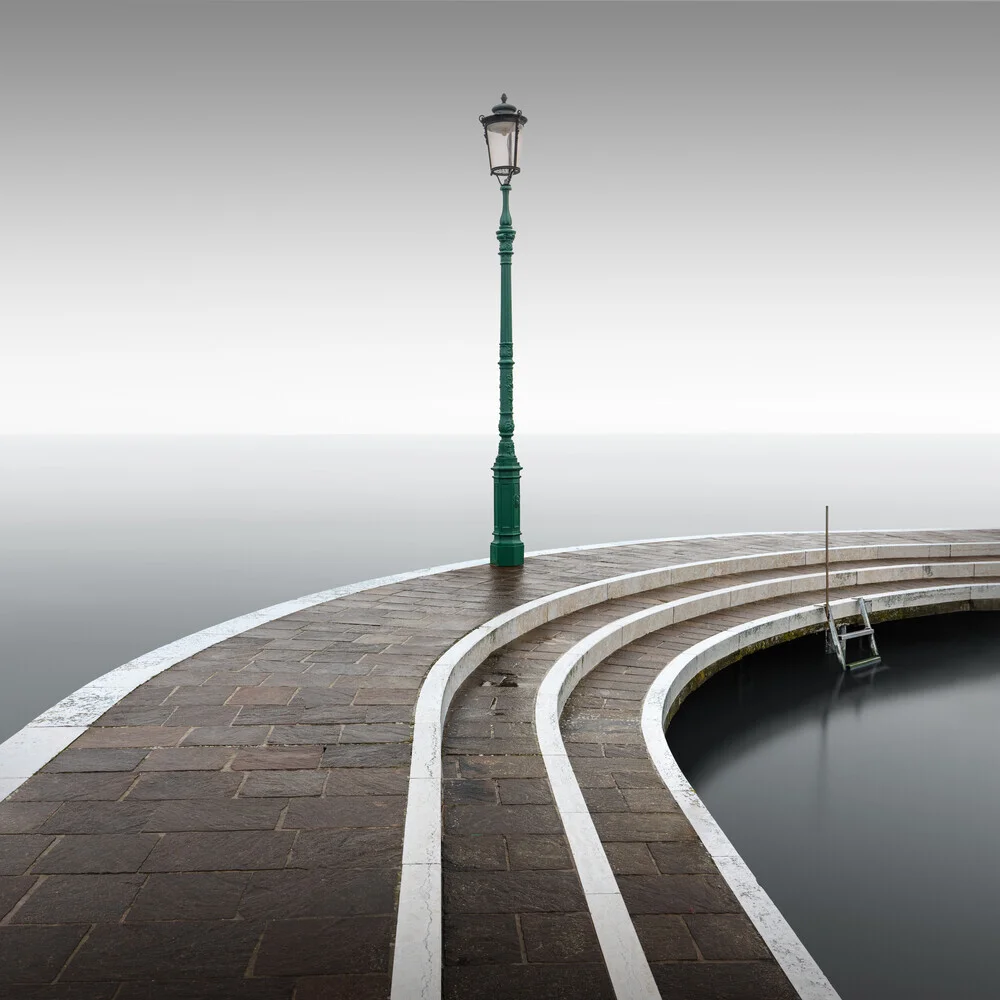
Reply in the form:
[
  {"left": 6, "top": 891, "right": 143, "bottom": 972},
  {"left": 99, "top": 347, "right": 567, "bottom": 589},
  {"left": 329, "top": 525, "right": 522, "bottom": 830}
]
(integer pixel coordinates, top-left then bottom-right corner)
[
  {"left": 0, "top": 528, "right": 995, "bottom": 999},
  {"left": 535, "top": 563, "right": 1000, "bottom": 1000},
  {"left": 641, "top": 582, "right": 1000, "bottom": 1000},
  {"left": 0, "top": 525, "right": 981, "bottom": 799},
  {"left": 393, "top": 541, "right": 1000, "bottom": 999}
]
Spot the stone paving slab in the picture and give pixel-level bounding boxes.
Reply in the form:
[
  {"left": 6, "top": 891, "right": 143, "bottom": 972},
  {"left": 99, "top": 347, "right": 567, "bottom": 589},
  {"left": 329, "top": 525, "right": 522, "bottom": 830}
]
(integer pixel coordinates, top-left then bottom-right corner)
[{"left": 0, "top": 529, "right": 997, "bottom": 998}]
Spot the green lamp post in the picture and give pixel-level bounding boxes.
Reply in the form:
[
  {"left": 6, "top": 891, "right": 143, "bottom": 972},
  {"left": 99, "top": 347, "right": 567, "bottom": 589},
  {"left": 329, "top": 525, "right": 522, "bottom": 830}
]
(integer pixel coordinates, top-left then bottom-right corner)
[{"left": 480, "top": 94, "right": 527, "bottom": 567}]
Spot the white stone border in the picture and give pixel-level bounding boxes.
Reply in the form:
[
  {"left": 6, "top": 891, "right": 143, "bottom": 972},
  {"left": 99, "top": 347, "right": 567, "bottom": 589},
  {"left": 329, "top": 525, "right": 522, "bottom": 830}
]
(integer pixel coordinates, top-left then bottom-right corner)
[
  {"left": 534, "top": 564, "right": 1000, "bottom": 1000},
  {"left": 642, "top": 582, "right": 1000, "bottom": 1000},
  {"left": 390, "top": 541, "right": 1000, "bottom": 999}
]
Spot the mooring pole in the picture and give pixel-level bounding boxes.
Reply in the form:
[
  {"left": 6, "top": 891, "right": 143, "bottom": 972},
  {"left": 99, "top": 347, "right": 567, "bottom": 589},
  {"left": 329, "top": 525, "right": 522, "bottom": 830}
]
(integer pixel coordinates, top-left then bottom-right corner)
[{"left": 825, "top": 504, "right": 830, "bottom": 615}]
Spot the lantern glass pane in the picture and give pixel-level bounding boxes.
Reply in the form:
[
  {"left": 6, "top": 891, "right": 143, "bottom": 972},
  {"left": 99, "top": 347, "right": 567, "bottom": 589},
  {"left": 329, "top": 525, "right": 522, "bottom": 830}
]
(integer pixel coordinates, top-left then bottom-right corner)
[{"left": 486, "top": 120, "right": 523, "bottom": 176}]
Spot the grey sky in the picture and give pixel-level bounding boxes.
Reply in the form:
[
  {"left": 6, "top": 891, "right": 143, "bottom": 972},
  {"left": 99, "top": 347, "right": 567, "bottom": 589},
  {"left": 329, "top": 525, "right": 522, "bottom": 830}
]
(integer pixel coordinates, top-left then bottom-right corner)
[{"left": 2, "top": 1, "right": 997, "bottom": 433}]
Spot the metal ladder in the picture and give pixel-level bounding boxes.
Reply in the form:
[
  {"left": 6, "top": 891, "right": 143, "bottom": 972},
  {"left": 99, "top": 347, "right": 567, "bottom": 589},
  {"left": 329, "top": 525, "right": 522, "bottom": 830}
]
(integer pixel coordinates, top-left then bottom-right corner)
[{"left": 826, "top": 598, "right": 881, "bottom": 671}]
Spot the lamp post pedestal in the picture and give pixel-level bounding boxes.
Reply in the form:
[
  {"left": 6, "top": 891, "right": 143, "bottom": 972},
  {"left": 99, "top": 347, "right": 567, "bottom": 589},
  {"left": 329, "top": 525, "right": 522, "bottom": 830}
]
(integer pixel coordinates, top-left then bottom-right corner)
[{"left": 490, "top": 183, "right": 524, "bottom": 567}]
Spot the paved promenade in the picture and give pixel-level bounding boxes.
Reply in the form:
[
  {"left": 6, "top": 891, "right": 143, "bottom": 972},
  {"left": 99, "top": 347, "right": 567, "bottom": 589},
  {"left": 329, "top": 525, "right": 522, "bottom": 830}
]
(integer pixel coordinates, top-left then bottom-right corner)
[{"left": 1, "top": 528, "right": 998, "bottom": 999}]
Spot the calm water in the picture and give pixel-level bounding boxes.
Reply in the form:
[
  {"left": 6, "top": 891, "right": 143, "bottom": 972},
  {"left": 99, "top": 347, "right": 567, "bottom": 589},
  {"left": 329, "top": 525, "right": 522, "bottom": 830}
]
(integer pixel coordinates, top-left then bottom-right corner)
[
  {"left": 1, "top": 433, "right": 998, "bottom": 743},
  {"left": 669, "top": 612, "right": 1000, "bottom": 1000}
]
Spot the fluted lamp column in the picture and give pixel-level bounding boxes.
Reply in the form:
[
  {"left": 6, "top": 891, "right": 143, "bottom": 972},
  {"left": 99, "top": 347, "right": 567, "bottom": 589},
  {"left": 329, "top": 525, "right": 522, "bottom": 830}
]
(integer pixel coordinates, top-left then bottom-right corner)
[{"left": 480, "top": 94, "right": 527, "bottom": 567}]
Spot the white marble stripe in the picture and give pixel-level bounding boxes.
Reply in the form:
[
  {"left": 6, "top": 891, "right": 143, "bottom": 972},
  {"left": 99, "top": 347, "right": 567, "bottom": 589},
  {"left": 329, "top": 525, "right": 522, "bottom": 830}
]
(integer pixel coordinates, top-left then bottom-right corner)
[
  {"left": 392, "top": 538, "right": 999, "bottom": 999},
  {"left": 642, "top": 583, "right": 997, "bottom": 1000},
  {"left": 536, "top": 569, "right": 1000, "bottom": 1000}
]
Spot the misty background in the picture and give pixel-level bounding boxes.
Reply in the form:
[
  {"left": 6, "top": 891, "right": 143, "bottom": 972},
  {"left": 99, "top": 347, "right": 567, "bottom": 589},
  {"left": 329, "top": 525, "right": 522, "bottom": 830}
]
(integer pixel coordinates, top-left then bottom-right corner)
[{"left": 1, "top": 2, "right": 998, "bottom": 434}]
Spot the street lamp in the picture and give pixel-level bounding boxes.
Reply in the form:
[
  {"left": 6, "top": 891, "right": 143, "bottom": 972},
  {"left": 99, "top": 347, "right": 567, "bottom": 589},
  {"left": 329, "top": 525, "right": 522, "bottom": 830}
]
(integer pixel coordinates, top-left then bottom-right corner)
[{"left": 480, "top": 94, "right": 527, "bottom": 567}]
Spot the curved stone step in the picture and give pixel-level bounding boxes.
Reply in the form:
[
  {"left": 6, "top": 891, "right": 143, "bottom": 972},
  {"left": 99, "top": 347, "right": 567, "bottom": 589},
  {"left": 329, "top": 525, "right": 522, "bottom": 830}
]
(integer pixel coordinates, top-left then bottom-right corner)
[{"left": 0, "top": 529, "right": 996, "bottom": 999}]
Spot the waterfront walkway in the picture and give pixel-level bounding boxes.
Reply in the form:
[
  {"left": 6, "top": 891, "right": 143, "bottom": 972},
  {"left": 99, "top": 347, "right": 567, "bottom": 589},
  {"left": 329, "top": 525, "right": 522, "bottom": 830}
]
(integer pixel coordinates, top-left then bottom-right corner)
[{"left": 1, "top": 528, "right": 999, "bottom": 1000}]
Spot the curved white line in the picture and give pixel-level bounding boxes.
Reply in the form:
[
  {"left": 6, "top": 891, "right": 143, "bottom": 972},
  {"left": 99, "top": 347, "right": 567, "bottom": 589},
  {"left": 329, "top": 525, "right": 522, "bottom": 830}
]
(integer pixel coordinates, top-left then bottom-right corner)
[
  {"left": 642, "top": 582, "right": 1000, "bottom": 1000},
  {"left": 536, "top": 567, "right": 1000, "bottom": 999},
  {"left": 391, "top": 541, "right": 1000, "bottom": 999}
]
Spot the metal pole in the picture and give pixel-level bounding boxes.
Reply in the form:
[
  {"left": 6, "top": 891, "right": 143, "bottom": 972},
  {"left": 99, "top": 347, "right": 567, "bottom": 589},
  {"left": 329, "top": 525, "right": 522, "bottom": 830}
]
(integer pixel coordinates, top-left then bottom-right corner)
[
  {"left": 825, "top": 504, "right": 830, "bottom": 615},
  {"left": 490, "top": 183, "right": 524, "bottom": 566}
]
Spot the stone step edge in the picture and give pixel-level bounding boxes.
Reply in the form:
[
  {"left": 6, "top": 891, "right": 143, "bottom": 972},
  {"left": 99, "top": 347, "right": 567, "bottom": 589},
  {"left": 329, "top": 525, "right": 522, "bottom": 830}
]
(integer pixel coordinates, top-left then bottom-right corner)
[
  {"left": 535, "top": 565, "right": 1000, "bottom": 1000},
  {"left": 391, "top": 539, "right": 1000, "bottom": 999},
  {"left": 642, "top": 582, "right": 1000, "bottom": 1000}
]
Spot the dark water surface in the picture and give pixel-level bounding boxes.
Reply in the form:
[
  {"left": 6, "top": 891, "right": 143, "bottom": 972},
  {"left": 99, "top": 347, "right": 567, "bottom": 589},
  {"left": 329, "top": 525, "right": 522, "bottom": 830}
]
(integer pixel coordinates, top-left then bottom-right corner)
[
  {"left": 1, "top": 434, "right": 998, "bottom": 743},
  {"left": 669, "top": 612, "right": 1000, "bottom": 1000}
]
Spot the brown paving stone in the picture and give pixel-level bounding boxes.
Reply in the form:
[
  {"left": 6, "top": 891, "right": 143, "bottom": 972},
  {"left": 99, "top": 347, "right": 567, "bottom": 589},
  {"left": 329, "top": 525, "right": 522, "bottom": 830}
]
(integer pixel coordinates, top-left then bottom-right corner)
[
  {"left": 323, "top": 768, "right": 407, "bottom": 797},
  {"left": 283, "top": 795, "right": 404, "bottom": 830},
  {"left": 166, "top": 706, "right": 241, "bottom": 727},
  {"left": 684, "top": 912, "right": 773, "bottom": 960},
  {"left": 604, "top": 841, "right": 659, "bottom": 875},
  {"left": 444, "top": 871, "right": 585, "bottom": 913},
  {"left": 294, "top": 975, "right": 389, "bottom": 1000},
  {"left": 446, "top": 804, "right": 562, "bottom": 837},
  {"left": 591, "top": 811, "right": 691, "bottom": 841},
  {"left": 443, "top": 913, "right": 521, "bottom": 965},
  {"left": 650, "top": 960, "right": 798, "bottom": 999},
  {"left": 442, "top": 835, "right": 507, "bottom": 871},
  {"left": 140, "top": 831, "right": 294, "bottom": 871},
  {"left": 443, "top": 779, "right": 496, "bottom": 805},
  {"left": 234, "top": 706, "right": 306, "bottom": 726},
  {"left": 240, "top": 770, "right": 326, "bottom": 798},
  {"left": 143, "top": 799, "right": 284, "bottom": 832},
  {"left": 226, "top": 686, "right": 298, "bottom": 705},
  {"left": 1, "top": 985, "right": 121, "bottom": 999},
  {"left": 647, "top": 839, "right": 717, "bottom": 874},
  {"left": 239, "top": 867, "right": 396, "bottom": 920},
  {"left": 0, "top": 925, "right": 90, "bottom": 984},
  {"left": 618, "top": 873, "right": 740, "bottom": 914},
  {"left": 444, "top": 963, "right": 615, "bottom": 1000},
  {"left": 288, "top": 829, "right": 402, "bottom": 870},
  {"left": 0, "top": 874, "right": 36, "bottom": 918},
  {"left": 11, "top": 873, "right": 145, "bottom": 923},
  {"left": 0, "top": 835, "right": 57, "bottom": 875},
  {"left": 339, "top": 724, "right": 412, "bottom": 743},
  {"left": 72, "top": 727, "right": 190, "bottom": 749},
  {"left": 520, "top": 912, "right": 603, "bottom": 964},
  {"left": 93, "top": 706, "right": 176, "bottom": 727},
  {"left": 126, "top": 772, "right": 242, "bottom": 800},
  {"left": 632, "top": 914, "right": 699, "bottom": 961},
  {"left": 231, "top": 747, "right": 323, "bottom": 769},
  {"left": 9, "top": 773, "right": 135, "bottom": 802},
  {"left": 62, "top": 921, "right": 263, "bottom": 981},
  {"left": 620, "top": 787, "right": 678, "bottom": 812},
  {"left": 42, "top": 749, "right": 149, "bottom": 773},
  {"left": 180, "top": 725, "right": 269, "bottom": 746},
  {"left": 612, "top": 770, "right": 666, "bottom": 789},
  {"left": 126, "top": 871, "right": 250, "bottom": 921},
  {"left": 163, "top": 686, "right": 238, "bottom": 705},
  {"left": 0, "top": 802, "right": 59, "bottom": 834},
  {"left": 136, "top": 747, "right": 233, "bottom": 771},
  {"left": 496, "top": 778, "right": 552, "bottom": 805},
  {"left": 320, "top": 745, "right": 410, "bottom": 768},
  {"left": 115, "top": 982, "right": 293, "bottom": 1000},
  {"left": 38, "top": 802, "right": 157, "bottom": 835},
  {"left": 581, "top": 787, "right": 628, "bottom": 812},
  {"left": 267, "top": 724, "right": 341, "bottom": 745},
  {"left": 31, "top": 834, "right": 158, "bottom": 874},
  {"left": 506, "top": 835, "right": 572, "bottom": 871},
  {"left": 254, "top": 915, "right": 392, "bottom": 976}
]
